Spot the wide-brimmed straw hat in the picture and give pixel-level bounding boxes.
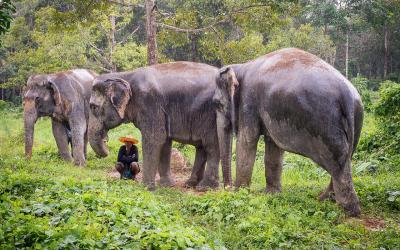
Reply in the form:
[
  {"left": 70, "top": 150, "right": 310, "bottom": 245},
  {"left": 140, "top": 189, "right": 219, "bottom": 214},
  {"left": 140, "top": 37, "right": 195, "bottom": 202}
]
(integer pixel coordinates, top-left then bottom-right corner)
[{"left": 119, "top": 136, "right": 139, "bottom": 144}]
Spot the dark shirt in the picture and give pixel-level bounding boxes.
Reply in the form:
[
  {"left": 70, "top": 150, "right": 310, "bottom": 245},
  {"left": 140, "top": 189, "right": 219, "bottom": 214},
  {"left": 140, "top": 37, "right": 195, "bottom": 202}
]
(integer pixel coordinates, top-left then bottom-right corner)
[{"left": 117, "top": 145, "right": 139, "bottom": 165}]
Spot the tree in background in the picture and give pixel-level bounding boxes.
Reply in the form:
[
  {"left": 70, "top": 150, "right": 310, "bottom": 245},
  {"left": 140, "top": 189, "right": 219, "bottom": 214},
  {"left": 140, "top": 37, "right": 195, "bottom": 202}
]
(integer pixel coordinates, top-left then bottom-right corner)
[
  {"left": 0, "top": 0, "right": 15, "bottom": 38},
  {"left": 1, "top": 0, "right": 400, "bottom": 103}
]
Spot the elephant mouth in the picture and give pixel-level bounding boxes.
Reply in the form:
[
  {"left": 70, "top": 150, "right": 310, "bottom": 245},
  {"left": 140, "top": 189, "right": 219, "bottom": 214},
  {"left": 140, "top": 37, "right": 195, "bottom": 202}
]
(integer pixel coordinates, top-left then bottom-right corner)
[{"left": 89, "top": 128, "right": 110, "bottom": 158}]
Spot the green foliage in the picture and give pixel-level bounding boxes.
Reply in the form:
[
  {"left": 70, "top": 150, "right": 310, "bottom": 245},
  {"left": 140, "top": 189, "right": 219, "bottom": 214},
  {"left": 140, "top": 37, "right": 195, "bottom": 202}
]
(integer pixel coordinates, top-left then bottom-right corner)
[
  {"left": 221, "top": 33, "right": 267, "bottom": 65},
  {"left": 0, "top": 100, "right": 8, "bottom": 110},
  {"left": 351, "top": 77, "right": 373, "bottom": 111},
  {"left": 0, "top": 0, "right": 15, "bottom": 38},
  {"left": 265, "top": 23, "right": 336, "bottom": 62},
  {"left": 369, "top": 81, "right": 400, "bottom": 153},
  {"left": 356, "top": 81, "right": 400, "bottom": 174},
  {"left": 1, "top": 108, "right": 400, "bottom": 248},
  {"left": 375, "top": 81, "right": 400, "bottom": 119},
  {"left": 113, "top": 43, "right": 147, "bottom": 71}
]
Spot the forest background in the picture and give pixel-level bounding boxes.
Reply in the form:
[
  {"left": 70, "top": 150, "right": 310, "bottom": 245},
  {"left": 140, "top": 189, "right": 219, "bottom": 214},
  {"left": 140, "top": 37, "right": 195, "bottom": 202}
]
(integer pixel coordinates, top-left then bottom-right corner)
[{"left": 0, "top": 0, "right": 400, "bottom": 101}]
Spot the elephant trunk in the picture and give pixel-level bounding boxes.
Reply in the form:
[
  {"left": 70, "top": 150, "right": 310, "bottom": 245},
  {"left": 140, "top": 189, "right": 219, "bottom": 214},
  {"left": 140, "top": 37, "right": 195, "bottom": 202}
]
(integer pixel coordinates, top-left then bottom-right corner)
[
  {"left": 24, "top": 100, "right": 38, "bottom": 159},
  {"left": 230, "top": 94, "right": 237, "bottom": 135},
  {"left": 88, "top": 112, "right": 109, "bottom": 157},
  {"left": 217, "top": 112, "right": 233, "bottom": 188}
]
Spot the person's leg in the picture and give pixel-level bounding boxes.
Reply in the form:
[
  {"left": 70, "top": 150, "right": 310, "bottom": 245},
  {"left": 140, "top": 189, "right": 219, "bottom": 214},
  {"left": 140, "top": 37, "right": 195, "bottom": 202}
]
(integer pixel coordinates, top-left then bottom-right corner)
[
  {"left": 130, "top": 162, "right": 140, "bottom": 180},
  {"left": 115, "top": 162, "right": 125, "bottom": 179}
]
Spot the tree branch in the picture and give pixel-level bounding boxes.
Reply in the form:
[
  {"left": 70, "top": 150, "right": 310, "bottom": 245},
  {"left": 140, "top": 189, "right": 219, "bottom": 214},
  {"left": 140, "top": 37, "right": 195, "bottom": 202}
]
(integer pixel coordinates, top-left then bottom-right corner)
[
  {"left": 155, "top": 4, "right": 274, "bottom": 34},
  {"left": 156, "top": 19, "right": 226, "bottom": 33},
  {"left": 118, "top": 25, "right": 140, "bottom": 44}
]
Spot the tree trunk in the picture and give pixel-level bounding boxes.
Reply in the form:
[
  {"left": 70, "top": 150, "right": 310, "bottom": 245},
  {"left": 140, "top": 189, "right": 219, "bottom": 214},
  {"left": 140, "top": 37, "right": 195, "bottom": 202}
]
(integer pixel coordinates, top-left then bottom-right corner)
[
  {"left": 191, "top": 34, "right": 198, "bottom": 62},
  {"left": 146, "top": 0, "right": 157, "bottom": 65},
  {"left": 384, "top": 24, "right": 388, "bottom": 79},
  {"left": 345, "top": 31, "right": 349, "bottom": 79},
  {"left": 110, "top": 15, "right": 117, "bottom": 72}
]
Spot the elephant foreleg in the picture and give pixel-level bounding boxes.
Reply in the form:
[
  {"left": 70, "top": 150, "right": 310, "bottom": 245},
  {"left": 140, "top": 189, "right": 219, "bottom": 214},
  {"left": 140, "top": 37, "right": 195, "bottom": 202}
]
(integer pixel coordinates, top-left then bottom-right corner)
[
  {"left": 70, "top": 118, "right": 86, "bottom": 166},
  {"left": 51, "top": 119, "right": 73, "bottom": 162},
  {"left": 235, "top": 127, "right": 260, "bottom": 188},
  {"left": 264, "top": 136, "right": 284, "bottom": 193},
  {"left": 158, "top": 140, "right": 175, "bottom": 187},
  {"left": 185, "top": 146, "right": 207, "bottom": 188},
  {"left": 141, "top": 136, "right": 164, "bottom": 190}
]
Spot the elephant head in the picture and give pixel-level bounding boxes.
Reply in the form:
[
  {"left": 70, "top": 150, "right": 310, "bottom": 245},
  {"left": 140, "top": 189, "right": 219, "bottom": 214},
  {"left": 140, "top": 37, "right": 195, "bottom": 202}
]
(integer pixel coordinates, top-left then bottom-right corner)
[
  {"left": 213, "top": 67, "right": 239, "bottom": 187},
  {"left": 23, "top": 75, "right": 63, "bottom": 158},
  {"left": 89, "top": 78, "right": 131, "bottom": 157}
]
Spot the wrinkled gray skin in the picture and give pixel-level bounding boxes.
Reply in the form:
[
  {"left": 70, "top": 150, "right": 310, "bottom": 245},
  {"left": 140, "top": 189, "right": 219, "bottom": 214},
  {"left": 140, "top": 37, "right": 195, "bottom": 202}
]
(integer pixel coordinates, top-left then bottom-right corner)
[
  {"left": 88, "top": 62, "right": 232, "bottom": 190},
  {"left": 214, "top": 48, "right": 364, "bottom": 217},
  {"left": 23, "top": 69, "right": 97, "bottom": 166}
]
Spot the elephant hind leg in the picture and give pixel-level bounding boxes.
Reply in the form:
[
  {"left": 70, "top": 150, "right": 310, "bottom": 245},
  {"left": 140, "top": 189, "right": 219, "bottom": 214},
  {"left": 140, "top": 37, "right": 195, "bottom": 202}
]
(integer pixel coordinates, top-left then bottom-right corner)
[
  {"left": 84, "top": 130, "right": 88, "bottom": 158},
  {"left": 185, "top": 147, "right": 207, "bottom": 188},
  {"left": 52, "top": 119, "right": 73, "bottom": 162},
  {"left": 264, "top": 136, "right": 284, "bottom": 193},
  {"left": 235, "top": 127, "right": 260, "bottom": 188},
  {"left": 332, "top": 164, "right": 361, "bottom": 217},
  {"left": 197, "top": 144, "right": 220, "bottom": 190},
  {"left": 319, "top": 178, "right": 335, "bottom": 201}
]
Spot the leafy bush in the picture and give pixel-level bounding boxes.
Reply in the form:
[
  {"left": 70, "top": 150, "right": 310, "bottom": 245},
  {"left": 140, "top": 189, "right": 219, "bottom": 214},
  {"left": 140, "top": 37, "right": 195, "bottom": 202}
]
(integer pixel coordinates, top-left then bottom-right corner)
[
  {"left": 356, "top": 81, "right": 400, "bottom": 167},
  {"left": 351, "top": 77, "right": 373, "bottom": 111},
  {"left": 0, "top": 100, "right": 8, "bottom": 111},
  {"left": 373, "top": 81, "right": 400, "bottom": 154}
]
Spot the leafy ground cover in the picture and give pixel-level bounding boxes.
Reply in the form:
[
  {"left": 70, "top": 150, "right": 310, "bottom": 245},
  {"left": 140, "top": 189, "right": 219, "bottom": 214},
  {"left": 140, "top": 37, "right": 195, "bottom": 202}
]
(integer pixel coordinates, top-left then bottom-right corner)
[{"left": 0, "top": 108, "right": 399, "bottom": 249}]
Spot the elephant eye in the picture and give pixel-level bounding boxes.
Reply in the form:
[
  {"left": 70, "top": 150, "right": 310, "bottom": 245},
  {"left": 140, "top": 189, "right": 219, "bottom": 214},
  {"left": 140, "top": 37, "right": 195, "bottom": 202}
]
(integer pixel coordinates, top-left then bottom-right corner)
[{"left": 90, "top": 103, "right": 101, "bottom": 114}]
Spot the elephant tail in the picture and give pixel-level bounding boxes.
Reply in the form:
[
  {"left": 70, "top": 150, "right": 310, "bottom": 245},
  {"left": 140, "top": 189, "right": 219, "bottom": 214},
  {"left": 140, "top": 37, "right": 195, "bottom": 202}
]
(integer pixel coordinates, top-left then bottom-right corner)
[
  {"left": 341, "top": 91, "right": 364, "bottom": 165},
  {"left": 352, "top": 100, "right": 364, "bottom": 156}
]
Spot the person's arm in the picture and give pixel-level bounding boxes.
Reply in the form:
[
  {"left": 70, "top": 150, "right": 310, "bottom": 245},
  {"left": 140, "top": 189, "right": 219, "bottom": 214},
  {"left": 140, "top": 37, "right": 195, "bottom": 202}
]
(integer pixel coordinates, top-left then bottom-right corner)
[
  {"left": 118, "top": 146, "right": 133, "bottom": 164},
  {"left": 132, "top": 145, "right": 139, "bottom": 162}
]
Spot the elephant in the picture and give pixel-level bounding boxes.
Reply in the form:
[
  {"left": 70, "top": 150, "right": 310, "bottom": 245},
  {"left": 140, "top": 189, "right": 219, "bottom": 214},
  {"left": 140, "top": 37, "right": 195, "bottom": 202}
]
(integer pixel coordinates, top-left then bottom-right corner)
[
  {"left": 88, "top": 62, "right": 232, "bottom": 190},
  {"left": 213, "top": 48, "right": 364, "bottom": 217},
  {"left": 23, "top": 69, "right": 97, "bottom": 166}
]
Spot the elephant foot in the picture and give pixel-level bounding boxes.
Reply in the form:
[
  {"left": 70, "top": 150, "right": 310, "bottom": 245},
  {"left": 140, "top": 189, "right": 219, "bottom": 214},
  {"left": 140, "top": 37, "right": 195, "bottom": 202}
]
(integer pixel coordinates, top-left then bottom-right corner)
[
  {"left": 142, "top": 179, "right": 156, "bottom": 191},
  {"left": 318, "top": 190, "right": 335, "bottom": 201},
  {"left": 159, "top": 176, "right": 175, "bottom": 187},
  {"left": 73, "top": 158, "right": 86, "bottom": 167},
  {"left": 60, "top": 153, "right": 73, "bottom": 162},
  {"left": 184, "top": 178, "right": 199, "bottom": 188},
  {"left": 145, "top": 183, "right": 156, "bottom": 191},
  {"left": 265, "top": 185, "right": 282, "bottom": 194},
  {"left": 196, "top": 178, "right": 219, "bottom": 191},
  {"left": 341, "top": 200, "right": 361, "bottom": 217}
]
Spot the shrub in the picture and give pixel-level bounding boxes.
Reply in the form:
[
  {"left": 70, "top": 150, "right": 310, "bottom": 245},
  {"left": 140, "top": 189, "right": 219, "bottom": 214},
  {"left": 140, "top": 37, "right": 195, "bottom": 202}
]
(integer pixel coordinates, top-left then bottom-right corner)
[
  {"left": 351, "top": 77, "right": 373, "bottom": 111},
  {"left": 0, "top": 100, "right": 9, "bottom": 111},
  {"left": 357, "top": 81, "right": 399, "bottom": 158}
]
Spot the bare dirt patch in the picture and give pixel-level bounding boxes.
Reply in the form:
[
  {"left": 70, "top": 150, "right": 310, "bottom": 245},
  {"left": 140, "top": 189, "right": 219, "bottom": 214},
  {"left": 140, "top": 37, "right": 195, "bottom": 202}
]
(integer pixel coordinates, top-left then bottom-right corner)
[
  {"left": 345, "top": 216, "right": 386, "bottom": 231},
  {"left": 362, "top": 217, "right": 386, "bottom": 231},
  {"left": 107, "top": 148, "right": 207, "bottom": 195}
]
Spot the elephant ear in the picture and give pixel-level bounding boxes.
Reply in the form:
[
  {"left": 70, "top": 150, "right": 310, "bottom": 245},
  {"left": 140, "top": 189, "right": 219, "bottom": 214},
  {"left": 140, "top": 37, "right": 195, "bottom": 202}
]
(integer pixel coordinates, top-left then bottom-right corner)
[
  {"left": 219, "top": 67, "right": 239, "bottom": 97},
  {"left": 46, "top": 79, "right": 63, "bottom": 109},
  {"left": 106, "top": 78, "right": 131, "bottom": 119}
]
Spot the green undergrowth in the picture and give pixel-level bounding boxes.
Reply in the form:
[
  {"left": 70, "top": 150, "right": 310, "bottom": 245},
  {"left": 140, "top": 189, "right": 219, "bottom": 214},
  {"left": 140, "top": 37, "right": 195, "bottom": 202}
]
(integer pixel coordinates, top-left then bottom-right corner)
[{"left": 1, "top": 110, "right": 400, "bottom": 249}]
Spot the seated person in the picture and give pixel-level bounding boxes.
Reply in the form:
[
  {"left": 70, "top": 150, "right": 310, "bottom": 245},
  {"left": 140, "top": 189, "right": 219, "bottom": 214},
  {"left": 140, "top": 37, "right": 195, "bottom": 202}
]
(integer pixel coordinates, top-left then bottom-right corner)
[{"left": 115, "top": 136, "right": 140, "bottom": 180}]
